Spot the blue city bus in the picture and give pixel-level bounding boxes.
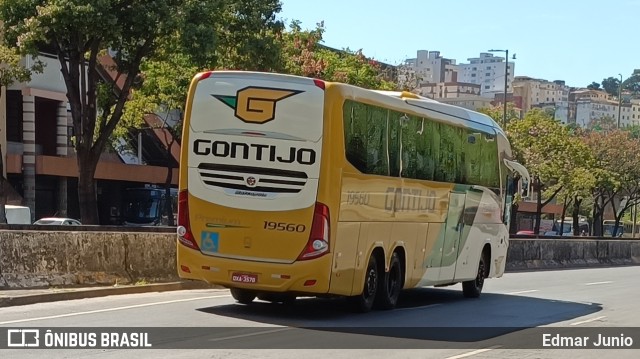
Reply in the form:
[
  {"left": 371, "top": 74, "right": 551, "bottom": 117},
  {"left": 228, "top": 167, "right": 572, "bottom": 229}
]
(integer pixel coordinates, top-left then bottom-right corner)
[{"left": 123, "top": 187, "right": 178, "bottom": 226}]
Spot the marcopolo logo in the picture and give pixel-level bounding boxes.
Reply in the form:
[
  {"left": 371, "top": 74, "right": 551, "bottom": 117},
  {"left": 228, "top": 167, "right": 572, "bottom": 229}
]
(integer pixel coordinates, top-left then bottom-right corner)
[{"left": 212, "top": 86, "right": 303, "bottom": 124}]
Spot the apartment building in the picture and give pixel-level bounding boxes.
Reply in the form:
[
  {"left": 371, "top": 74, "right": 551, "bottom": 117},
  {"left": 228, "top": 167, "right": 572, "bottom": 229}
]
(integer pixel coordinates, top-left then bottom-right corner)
[
  {"left": 1, "top": 53, "right": 179, "bottom": 223},
  {"left": 418, "top": 81, "right": 493, "bottom": 111},
  {"left": 420, "top": 82, "right": 481, "bottom": 99},
  {"left": 513, "top": 76, "right": 570, "bottom": 124},
  {"left": 569, "top": 89, "right": 632, "bottom": 128},
  {"left": 457, "top": 53, "right": 515, "bottom": 98},
  {"left": 631, "top": 99, "right": 640, "bottom": 126},
  {"left": 400, "top": 50, "right": 457, "bottom": 86}
]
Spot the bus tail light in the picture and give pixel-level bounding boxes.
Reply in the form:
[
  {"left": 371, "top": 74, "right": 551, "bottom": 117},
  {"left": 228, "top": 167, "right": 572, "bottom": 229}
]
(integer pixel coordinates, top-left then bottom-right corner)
[
  {"left": 177, "top": 190, "right": 200, "bottom": 250},
  {"left": 298, "top": 202, "right": 330, "bottom": 260}
]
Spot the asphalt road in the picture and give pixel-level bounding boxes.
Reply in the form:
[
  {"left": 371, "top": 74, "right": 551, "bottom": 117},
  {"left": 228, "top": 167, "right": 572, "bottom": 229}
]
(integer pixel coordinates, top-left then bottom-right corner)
[{"left": 1, "top": 266, "right": 640, "bottom": 358}]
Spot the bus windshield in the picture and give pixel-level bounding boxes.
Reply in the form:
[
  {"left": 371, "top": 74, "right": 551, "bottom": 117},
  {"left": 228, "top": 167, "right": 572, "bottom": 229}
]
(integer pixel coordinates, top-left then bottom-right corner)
[
  {"left": 123, "top": 188, "right": 177, "bottom": 225},
  {"left": 124, "top": 189, "right": 162, "bottom": 224}
]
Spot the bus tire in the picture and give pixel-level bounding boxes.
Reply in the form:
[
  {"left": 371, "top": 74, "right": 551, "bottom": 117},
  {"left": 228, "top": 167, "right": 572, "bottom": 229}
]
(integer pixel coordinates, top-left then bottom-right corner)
[
  {"left": 375, "top": 252, "right": 402, "bottom": 310},
  {"left": 348, "top": 254, "right": 379, "bottom": 313},
  {"left": 462, "top": 251, "right": 487, "bottom": 298},
  {"left": 230, "top": 288, "right": 256, "bottom": 304}
]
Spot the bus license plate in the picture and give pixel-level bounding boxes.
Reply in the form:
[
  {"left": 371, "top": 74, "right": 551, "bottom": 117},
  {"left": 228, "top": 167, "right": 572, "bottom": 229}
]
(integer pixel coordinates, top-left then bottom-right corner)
[{"left": 232, "top": 273, "right": 257, "bottom": 284}]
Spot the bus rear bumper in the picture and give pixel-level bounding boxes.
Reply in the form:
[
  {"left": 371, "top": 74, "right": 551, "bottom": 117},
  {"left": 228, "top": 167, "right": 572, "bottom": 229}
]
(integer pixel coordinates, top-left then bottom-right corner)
[{"left": 177, "top": 245, "right": 332, "bottom": 295}]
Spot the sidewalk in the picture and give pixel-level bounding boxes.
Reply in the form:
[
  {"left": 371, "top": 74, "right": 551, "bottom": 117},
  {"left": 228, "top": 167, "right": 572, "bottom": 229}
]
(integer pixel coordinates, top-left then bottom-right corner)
[{"left": 0, "top": 281, "right": 218, "bottom": 308}]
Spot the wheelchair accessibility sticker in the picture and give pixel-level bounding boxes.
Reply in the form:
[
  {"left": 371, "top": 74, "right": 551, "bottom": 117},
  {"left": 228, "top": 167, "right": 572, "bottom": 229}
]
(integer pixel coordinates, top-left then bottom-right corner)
[{"left": 201, "top": 231, "right": 219, "bottom": 253}]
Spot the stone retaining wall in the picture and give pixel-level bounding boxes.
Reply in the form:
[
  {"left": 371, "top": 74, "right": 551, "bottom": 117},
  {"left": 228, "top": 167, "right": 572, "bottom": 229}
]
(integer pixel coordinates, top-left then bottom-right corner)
[{"left": 1, "top": 231, "right": 639, "bottom": 288}]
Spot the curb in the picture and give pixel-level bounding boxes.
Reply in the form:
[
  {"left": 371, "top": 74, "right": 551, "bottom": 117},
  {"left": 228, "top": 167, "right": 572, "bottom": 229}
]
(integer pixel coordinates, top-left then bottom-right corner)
[{"left": 0, "top": 281, "right": 222, "bottom": 308}]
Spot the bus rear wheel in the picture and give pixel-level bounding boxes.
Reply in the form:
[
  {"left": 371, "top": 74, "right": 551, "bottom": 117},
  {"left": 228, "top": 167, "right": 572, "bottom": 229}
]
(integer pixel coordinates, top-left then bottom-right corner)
[
  {"left": 230, "top": 288, "right": 256, "bottom": 304},
  {"left": 462, "top": 251, "right": 488, "bottom": 298},
  {"left": 348, "top": 254, "right": 379, "bottom": 313},
  {"left": 375, "top": 252, "right": 402, "bottom": 310}
]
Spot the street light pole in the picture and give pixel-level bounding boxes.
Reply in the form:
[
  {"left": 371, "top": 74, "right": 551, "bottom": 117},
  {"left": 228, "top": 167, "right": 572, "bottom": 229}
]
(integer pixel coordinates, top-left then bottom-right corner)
[
  {"left": 618, "top": 73, "right": 623, "bottom": 128},
  {"left": 489, "top": 49, "right": 512, "bottom": 128}
]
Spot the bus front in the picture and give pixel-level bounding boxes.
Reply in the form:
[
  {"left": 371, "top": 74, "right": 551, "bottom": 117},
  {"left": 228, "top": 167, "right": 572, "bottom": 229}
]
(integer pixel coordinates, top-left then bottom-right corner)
[{"left": 176, "top": 71, "right": 330, "bottom": 300}]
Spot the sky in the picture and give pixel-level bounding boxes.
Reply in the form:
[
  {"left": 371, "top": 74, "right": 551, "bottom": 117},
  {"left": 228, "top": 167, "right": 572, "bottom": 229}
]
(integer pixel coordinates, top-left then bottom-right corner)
[{"left": 279, "top": 0, "right": 640, "bottom": 88}]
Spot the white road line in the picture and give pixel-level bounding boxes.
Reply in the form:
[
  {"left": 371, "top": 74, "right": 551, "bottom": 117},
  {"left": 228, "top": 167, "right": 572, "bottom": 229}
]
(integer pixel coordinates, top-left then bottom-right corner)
[
  {"left": 444, "top": 346, "right": 502, "bottom": 359},
  {"left": 208, "top": 327, "right": 292, "bottom": 342},
  {"left": 394, "top": 303, "right": 442, "bottom": 311},
  {"left": 584, "top": 281, "right": 613, "bottom": 286},
  {"left": 506, "top": 289, "right": 539, "bottom": 295},
  {"left": 569, "top": 316, "right": 607, "bottom": 326},
  {"left": 0, "top": 294, "right": 231, "bottom": 325}
]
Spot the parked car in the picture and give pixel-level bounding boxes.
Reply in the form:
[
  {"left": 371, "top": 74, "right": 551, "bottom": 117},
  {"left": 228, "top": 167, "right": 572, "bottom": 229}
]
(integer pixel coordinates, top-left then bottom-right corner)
[{"left": 33, "top": 217, "right": 82, "bottom": 225}]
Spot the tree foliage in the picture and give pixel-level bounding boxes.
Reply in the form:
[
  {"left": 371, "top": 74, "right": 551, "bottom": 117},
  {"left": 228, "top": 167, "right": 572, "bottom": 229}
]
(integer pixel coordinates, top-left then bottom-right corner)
[
  {"left": 587, "top": 82, "right": 601, "bottom": 90},
  {"left": 477, "top": 103, "right": 521, "bottom": 127},
  {"left": 0, "top": 0, "right": 243, "bottom": 224},
  {"left": 0, "top": 43, "right": 42, "bottom": 223},
  {"left": 505, "top": 109, "right": 587, "bottom": 234},
  {"left": 280, "top": 21, "right": 395, "bottom": 89},
  {"left": 582, "top": 130, "right": 640, "bottom": 236},
  {"left": 601, "top": 76, "right": 621, "bottom": 98}
]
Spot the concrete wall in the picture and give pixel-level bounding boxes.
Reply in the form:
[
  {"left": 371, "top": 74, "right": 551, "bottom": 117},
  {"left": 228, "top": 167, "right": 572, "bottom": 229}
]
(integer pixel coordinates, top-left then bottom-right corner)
[
  {"left": 0, "top": 230, "right": 179, "bottom": 288},
  {"left": 506, "top": 238, "right": 640, "bottom": 271},
  {"left": 1, "top": 231, "right": 640, "bottom": 289}
]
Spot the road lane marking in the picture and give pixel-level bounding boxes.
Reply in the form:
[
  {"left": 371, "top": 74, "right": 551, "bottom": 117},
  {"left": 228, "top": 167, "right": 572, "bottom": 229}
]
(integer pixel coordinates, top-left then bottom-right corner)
[
  {"left": 506, "top": 290, "right": 538, "bottom": 295},
  {"left": 208, "top": 327, "right": 292, "bottom": 342},
  {"left": 570, "top": 316, "right": 607, "bottom": 326},
  {"left": 444, "top": 346, "right": 502, "bottom": 359},
  {"left": 0, "top": 294, "right": 231, "bottom": 325},
  {"left": 395, "top": 303, "right": 442, "bottom": 311},
  {"left": 584, "top": 281, "right": 613, "bottom": 286}
]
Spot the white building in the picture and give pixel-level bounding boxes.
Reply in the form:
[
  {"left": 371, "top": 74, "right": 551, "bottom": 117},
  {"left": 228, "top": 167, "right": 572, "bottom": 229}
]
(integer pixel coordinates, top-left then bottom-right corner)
[
  {"left": 420, "top": 82, "right": 481, "bottom": 99},
  {"left": 457, "top": 53, "right": 515, "bottom": 98},
  {"left": 400, "top": 50, "right": 456, "bottom": 86},
  {"left": 571, "top": 89, "right": 632, "bottom": 128}
]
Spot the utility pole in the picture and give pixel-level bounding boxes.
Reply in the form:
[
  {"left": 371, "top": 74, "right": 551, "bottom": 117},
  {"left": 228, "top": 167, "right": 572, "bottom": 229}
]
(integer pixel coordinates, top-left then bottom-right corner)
[
  {"left": 489, "top": 49, "right": 514, "bottom": 128},
  {"left": 618, "top": 73, "right": 623, "bottom": 128}
]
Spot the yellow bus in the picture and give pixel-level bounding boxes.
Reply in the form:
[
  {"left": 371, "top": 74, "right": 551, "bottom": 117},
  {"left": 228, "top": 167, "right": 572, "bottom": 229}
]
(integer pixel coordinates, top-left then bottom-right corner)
[{"left": 176, "top": 71, "right": 529, "bottom": 312}]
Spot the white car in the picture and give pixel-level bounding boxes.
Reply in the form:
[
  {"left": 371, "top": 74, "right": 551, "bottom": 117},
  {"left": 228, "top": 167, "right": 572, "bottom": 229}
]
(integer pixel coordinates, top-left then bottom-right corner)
[{"left": 33, "top": 217, "right": 82, "bottom": 225}]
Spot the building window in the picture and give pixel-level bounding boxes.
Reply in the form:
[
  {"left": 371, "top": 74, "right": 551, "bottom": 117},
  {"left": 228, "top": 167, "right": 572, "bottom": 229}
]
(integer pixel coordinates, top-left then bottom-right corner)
[
  {"left": 471, "top": 73, "right": 476, "bottom": 77},
  {"left": 486, "top": 66, "right": 491, "bottom": 70},
  {"left": 485, "top": 85, "right": 490, "bottom": 89}
]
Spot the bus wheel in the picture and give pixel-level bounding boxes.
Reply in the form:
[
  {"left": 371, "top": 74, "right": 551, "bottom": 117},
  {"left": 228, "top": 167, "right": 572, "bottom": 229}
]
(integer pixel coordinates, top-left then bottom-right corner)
[
  {"left": 375, "top": 252, "right": 402, "bottom": 310},
  {"left": 348, "top": 254, "right": 379, "bottom": 313},
  {"left": 230, "top": 288, "right": 256, "bottom": 304},
  {"left": 462, "top": 252, "right": 487, "bottom": 298}
]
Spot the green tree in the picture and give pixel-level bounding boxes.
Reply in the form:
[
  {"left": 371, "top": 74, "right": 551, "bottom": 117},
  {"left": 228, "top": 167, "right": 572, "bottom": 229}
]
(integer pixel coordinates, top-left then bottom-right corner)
[
  {"left": 478, "top": 103, "right": 521, "bottom": 127},
  {"left": 588, "top": 114, "right": 617, "bottom": 131},
  {"left": 506, "top": 109, "right": 584, "bottom": 235},
  {"left": 213, "top": 0, "right": 284, "bottom": 71},
  {"left": 601, "top": 76, "right": 621, "bottom": 98},
  {"left": 0, "top": 0, "right": 228, "bottom": 224},
  {"left": 623, "top": 70, "right": 640, "bottom": 94},
  {"left": 280, "top": 21, "right": 396, "bottom": 89},
  {"left": 626, "top": 124, "right": 640, "bottom": 139},
  {"left": 587, "top": 82, "right": 601, "bottom": 90},
  {"left": 0, "top": 44, "right": 41, "bottom": 223},
  {"left": 580, "top": 130, "right": 640, "bottom": 236}
]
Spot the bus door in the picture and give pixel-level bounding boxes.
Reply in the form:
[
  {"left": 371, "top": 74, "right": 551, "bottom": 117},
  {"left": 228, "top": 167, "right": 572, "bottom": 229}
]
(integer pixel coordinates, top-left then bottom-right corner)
[{"left": 438, "top": 191, "right": 466, "bottom": 282}]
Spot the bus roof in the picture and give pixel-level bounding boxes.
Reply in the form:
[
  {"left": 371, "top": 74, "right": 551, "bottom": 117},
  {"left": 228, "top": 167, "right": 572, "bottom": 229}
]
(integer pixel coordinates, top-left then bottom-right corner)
[
  {"left": 195, "top": 71, "right": 507, "bottom": 138},
  {"left": 369, "top": 89, "right": 505, "bottom": 136}
]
